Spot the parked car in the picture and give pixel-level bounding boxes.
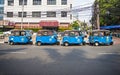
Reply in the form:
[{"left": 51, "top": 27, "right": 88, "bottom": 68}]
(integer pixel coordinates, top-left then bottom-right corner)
[
  {"left": 62, "top": 30, "right": 85, "bottom": 46},
  {"left": 9, "top": 30, "right": 33, "bottom": 45},
  {"left": 89, "top": 30, "right": 113, "bottom": 46},
  {"left": 36, "top": 30, "right": 60, "bottom": 46},
  {"left": 3, "top": 30, "right": 12, "bottom": 35}
]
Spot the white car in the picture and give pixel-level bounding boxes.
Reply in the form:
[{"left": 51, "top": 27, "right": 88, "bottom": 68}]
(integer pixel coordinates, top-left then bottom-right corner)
[{"left": 3, "top": 30, "right": 12, "bottom": 35}]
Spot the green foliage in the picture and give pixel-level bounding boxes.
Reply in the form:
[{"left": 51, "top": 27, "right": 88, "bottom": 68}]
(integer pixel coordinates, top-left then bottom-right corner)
[
  {"left": 0, "top": 32, "right": 3, "bottom": 34},
  {"left": 99, "top": 0, "right": 120, "bottom": 26},
  {"left": 58, "top": 27, "right": 72, "bottom": 32},
  {"left": 24, "top": 28, "right": 41, "bottom": 32},
  {"left": 71, "top": 21, "right": 80, "bottom": 30},
  {"left": 93, "top": 0, "right": 120, "bottom": 26}
]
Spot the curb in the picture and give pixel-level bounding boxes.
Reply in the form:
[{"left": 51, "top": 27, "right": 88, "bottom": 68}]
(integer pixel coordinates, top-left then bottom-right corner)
[{"left": 0, "top": 42, "right": 4, "bottom": 43}]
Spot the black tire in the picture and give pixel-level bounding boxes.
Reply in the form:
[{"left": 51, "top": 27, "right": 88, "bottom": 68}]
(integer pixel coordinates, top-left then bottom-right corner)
[
  {"left": 79, "top": 43, "right": 83, "bottom": 46},
  {"left": 64, "top": 42, "right": 69, "bottom": 46},
  {"left": 37, "top": 42, "right": 41, "bottom": 46},
  {"left": 56, "top": 42, "right": 60, "bottom": 45},
  {"left": 83, "top": 42, "right": 86, "bottom": 45},
  {"left": 89, "top": 43, "right": 93, "bottom": 46},
  {"left": 110, "top": 42, "right": 113, "bottom": 45},
  {"left": 9, "top": 41, "right": 14, "bottom": 45},
  {"left": 29, "top": 42, "right": 33, "bottom": 45},
  {"left": 94, "top": 42, "right": 99, "bottom": 46}
]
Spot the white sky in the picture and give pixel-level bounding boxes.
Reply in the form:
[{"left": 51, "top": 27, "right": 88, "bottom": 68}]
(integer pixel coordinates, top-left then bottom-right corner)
[{"left": 73, "top": 0, "right": 95, "bottom": 22}]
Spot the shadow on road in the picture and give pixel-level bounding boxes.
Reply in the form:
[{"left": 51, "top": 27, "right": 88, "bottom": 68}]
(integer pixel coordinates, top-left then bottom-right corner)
[
  {"left": 0, "top": 47, "right": 120, "bottom": 75},
  {"left": 0, "top": 48, "right": 27, "bottom": 55}
]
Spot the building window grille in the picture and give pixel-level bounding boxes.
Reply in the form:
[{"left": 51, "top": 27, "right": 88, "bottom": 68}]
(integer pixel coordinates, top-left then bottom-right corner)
[
  {"left": 32, "top": 12, "right": 41, "bottom": 17},
  {"left": 61, "top": 0, "right": 67, "bottom": 5},
  {"left": 33, "top": 0, "right": 41, "bottom": 5},
  {"left": 47, "top": 0, "right": 56, "bottom": 5},
  {"left": 47, "top": 11, "right": 56, "bottom": 17},
  {"left": 8, "top": 0, "right": 14, "bottom": 6},
  {"left": 7, "top": 12, "right": 13, "bottom": 17},
  {"left": 61, "top": 11, "right": 67, "bottom": 17},
  {"left": 18, "top": 12, "right": 27, "bottom": 17},
  {"left": 19, "top": 0, "right": 27, "bottom": 5}
]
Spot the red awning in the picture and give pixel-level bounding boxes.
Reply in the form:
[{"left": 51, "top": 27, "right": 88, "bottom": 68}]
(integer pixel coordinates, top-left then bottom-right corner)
[
  {"left": 39, "top": 20, "right": 59, "bottom": 27},
  {"left": 8, "top": 22, "right": 15, "bottom": 26}
]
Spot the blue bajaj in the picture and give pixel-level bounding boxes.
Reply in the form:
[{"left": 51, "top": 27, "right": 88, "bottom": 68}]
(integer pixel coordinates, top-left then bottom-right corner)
[
  {"left": 9, "top": 30, "right": 32, "bottom": 45},
  {"left": 62, "top": 30, "right": 85, "bottom": 46},
  {"left": 36, "top": 30, "right": 59, "bottom": 46},
  {"left": 89, "top": 30, "right": 113, "bottom": 46}
]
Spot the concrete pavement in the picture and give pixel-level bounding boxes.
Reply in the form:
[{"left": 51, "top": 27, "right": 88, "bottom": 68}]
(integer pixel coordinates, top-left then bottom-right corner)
[
  {"left": 113, "top": 37, "right": 120, "bottom": 45},
  {"left": 0, "top": 44, "right": 120, "bottom": 75}
]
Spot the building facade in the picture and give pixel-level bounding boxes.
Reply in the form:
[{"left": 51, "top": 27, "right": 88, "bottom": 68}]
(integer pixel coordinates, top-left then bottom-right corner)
[
  {"left": 0, "top": 0, "right": 4, "bottom": 20},
  {"left": 4, "top": 0, "right": 73, "bottom": 29}
]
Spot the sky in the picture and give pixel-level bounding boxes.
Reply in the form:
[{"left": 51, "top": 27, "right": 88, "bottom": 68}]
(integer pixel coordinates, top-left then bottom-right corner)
[{"left": 73, "top": 0, "right": 95, "bottom": 23}]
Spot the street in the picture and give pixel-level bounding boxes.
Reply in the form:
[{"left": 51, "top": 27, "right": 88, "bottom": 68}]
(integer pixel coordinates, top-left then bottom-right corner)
[{"left": 0, "top": 44, "right": 120, "bottom": 75}]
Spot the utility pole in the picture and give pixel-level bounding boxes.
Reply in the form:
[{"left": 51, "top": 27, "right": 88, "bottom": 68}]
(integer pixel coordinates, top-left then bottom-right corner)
[
  {"left": 21, "top": 0, "right": 24, "bottom": 30},
  {"left": 84, "top": 20, "right": 86, "bottom": 31},
  {"left": 96, "top": 0, "right": 100, "bottom": 30}
]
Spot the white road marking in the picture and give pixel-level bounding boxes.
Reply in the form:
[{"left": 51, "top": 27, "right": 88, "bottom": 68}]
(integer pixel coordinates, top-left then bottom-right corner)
[
  {"left": 98, "top": 53, "right": 120, "bottom": 55},
  {"left": 0, "top": 52, "right": 27, "bottom": 54}
]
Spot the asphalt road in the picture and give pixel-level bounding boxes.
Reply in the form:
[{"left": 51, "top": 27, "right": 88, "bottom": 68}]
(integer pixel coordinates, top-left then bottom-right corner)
[{"left": 0, "top": 44, "right": 120, "bottom": 75}]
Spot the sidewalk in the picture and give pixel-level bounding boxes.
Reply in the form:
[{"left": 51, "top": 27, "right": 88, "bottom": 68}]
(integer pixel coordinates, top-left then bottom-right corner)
[
  {"left": 113, "top": 37, "right": 120, "bottom": 45},
  {"left": 0, "top": 39, "right": 4, "bottom": 43}
]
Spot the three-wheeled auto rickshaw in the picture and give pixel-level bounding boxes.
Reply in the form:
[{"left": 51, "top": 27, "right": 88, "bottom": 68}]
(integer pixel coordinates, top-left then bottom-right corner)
[
  {"left": 36, "top": 30, "right": 59, "bottom": 46},
  {"left": 9, "top": 30, "right": 33, "bottom": 45},
  {"left": 62, "top": 30, "right": 85, "bottom": 46},
  {"left": 89, "top": 30, "right": 113, "bottom": 46}
]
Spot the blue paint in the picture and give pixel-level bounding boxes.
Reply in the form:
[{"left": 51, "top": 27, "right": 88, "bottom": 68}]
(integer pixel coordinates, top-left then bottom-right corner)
[
  {"left": 36, "top": 30, "right": 59, "bottom": 45},
  {"left": 62, "top": 30, "right": 85, "bottom": 46},
  {"left": 9, "top": 30, "right": 32, "bottom": 44}
]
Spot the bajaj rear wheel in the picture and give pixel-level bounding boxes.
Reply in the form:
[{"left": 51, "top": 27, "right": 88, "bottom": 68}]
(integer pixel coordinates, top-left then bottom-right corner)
[
  {"left": 110, "top": 42, "right": 113, "bottom": 45},
  {"left": 57, "top": 42, "right": 60, "bottom": 45}
]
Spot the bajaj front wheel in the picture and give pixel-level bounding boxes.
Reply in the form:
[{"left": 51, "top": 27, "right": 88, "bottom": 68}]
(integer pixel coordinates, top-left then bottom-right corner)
[
  {"left": 37, "top": 42, "right": 41, "bottom": 46},
  {"left": 94, "top": 42, "right": 99, "bottom": 46},
  {"left": 64, "top": 42, "right": 69, "bottom": 46}
]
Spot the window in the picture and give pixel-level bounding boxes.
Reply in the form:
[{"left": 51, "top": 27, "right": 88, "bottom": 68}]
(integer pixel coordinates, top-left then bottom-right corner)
[
  {"left": 19, "top": 0, "right": 27, "bottom": 5},
  {"left": 70, "top": 14, "right": 72, "bottom": 20},
  {"left": 70, "top": 4, "right": 72, "bottom": 9},
  {"left": 0, "top": 0, "right": 4, "bottom": 5},
  {"left": 33, "top": 0, "right": 41, "bottom": 5},
  {"left": 61, "top": 0, "right": 67, "bottom": 5},
  {"left": 18, "top": 12, "right": 27, "bottom": 17},
  {"left": 61, "top": 11, "right": 67, "bottom": 17},
  {"left": 0, "top": 16, "right": 3, "bottom": 20},
  {"left": 0, "top": 7, "right": 3, "bottom": 14},
  {"left": 8, "top": 0, "right": 14, "bottom": 6},
  {"left": 47, "top": 11, "right": 56, "bottom": 17},
  {"left": 32, "top": 12, "right": 41, "bottom": 17},
  {"left": 7, "top": 12, "right": 13, "bottom": 17},
  {"left": 47, "top": 0, "right": 56, "bottom": 5}
]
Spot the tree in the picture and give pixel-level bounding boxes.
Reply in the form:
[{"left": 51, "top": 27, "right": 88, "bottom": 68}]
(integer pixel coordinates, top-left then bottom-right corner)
[
  {"left": 92, "top": 0, "right": 120, "bottom": 26},
  {"left": 71, "top": 21, "right": 80, "bottom": 30}
]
